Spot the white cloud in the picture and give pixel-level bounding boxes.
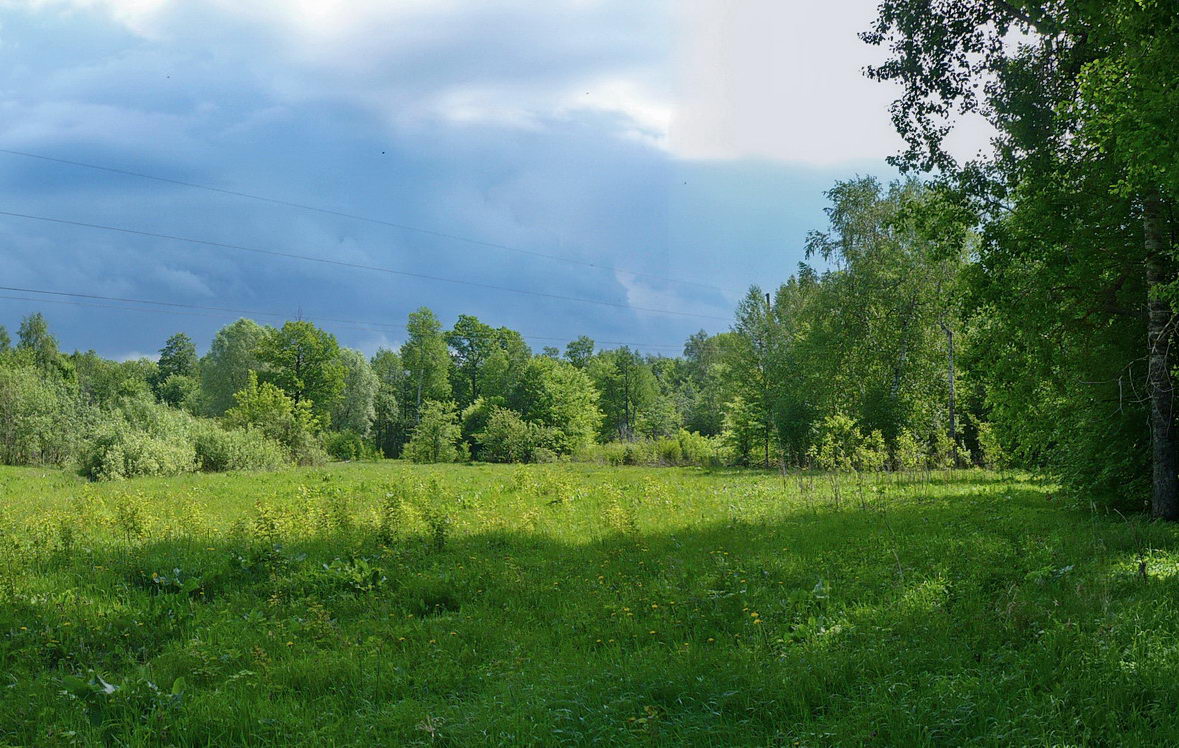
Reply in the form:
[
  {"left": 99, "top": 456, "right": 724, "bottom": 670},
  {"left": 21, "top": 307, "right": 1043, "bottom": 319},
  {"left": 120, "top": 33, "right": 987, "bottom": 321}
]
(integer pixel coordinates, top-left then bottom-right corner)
[{"left": 670, "top": 0, "right": 994, "bottom": 165}]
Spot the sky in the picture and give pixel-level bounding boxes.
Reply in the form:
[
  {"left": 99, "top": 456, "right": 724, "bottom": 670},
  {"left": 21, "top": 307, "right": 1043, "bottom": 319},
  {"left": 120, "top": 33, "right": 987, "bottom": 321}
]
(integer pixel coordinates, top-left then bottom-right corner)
[{"left": 0, "top": 0, "right": 988, "bottom": 360}]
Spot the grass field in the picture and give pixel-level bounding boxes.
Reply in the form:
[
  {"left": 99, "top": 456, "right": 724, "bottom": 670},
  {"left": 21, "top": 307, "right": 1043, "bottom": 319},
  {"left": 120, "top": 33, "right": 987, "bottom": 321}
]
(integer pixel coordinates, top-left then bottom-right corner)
[{"left": 3, "top": 462, "right": 1179, "bottom": 745}]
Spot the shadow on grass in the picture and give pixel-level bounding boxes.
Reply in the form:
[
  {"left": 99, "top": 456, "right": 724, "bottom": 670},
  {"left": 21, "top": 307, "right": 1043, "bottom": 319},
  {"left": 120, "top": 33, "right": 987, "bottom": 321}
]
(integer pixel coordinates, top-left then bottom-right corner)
[{"left": 6, "top": 480, "right": 1179, "bottom": 744}]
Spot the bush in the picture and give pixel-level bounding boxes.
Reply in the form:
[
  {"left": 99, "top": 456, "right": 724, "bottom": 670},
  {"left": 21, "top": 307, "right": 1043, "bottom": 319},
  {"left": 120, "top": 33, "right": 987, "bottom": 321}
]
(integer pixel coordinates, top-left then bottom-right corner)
[
  {"left": 0, "top": 364, "right": 89, "bottom": 466},
  {"left": 324, "top": 430, "right": 381, "bottom": 462},
  {"left": 475, "top": 407, "right": 556, "bottom": 463},
  {"left": 223, "top": 373, "right": 324, "bottom": 465},
  {"left": 404, "top": 401, "right": 464, "bottom": 464},
  {"left": 80, "top": 420, "right": 198, "bottom": 481},
  {"left": 77, "top": 393, "right": 293, "bottom": 480},
  {"left": 192, "top": 423, "right": 289, "bottom": 472},
  {"left": 573, "top": 431, "right": 723, "bottom": 467}
]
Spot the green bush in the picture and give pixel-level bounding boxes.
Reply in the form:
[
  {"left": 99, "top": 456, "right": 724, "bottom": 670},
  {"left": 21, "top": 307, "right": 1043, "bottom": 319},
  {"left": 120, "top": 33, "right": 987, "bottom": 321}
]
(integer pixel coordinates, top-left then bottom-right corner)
[
  {"left": 475, "top": 407, "right": 555, "bottom": 463},
  {"left": 80, "top": 420, "right": 198, "bottom": 481},
  {"left": 404, "top": 401, "right": 464, "bottom": 464},
  {"left": 324, "top": 430, "right": 381, "bottom": 462},
  {"left": 574, "top": 431, "right": 723, "bottom": 467},
  {"left": 0, "top": 364, "right": 90, "bottom": 466},
  {"left": 192, "top": 423, "right": 289, "bottom": 472},
  {"left": 78, "top": 393, "right": 292, "bottom": 480},
  {"left": 223, "top": 373, "right": 325, "bottom": 466}
]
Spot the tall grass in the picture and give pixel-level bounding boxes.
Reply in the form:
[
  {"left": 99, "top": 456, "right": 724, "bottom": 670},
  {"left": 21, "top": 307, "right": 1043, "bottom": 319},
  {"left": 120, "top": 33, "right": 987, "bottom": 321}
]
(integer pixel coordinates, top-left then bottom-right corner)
[{"left": 1, "top": 462, "right": 1178, "bottom": 744}]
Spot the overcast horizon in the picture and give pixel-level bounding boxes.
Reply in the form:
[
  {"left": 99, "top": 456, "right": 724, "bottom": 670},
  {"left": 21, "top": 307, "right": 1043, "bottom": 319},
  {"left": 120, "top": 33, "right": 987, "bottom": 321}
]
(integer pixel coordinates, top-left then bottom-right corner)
[{"left": 0, "top": 0, "right": 989, "bottom": 360}]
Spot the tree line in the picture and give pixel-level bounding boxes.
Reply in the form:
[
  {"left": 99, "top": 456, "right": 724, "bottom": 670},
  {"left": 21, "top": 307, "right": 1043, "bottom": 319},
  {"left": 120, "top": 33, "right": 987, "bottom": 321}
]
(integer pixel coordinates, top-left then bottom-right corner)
[{"left": 0, "top": 175, "right": 989, "bottom": 482}]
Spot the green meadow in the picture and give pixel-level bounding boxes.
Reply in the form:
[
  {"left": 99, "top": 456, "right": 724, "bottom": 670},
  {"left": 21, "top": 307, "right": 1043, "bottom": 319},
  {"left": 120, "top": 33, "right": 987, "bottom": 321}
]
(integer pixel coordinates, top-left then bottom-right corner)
[{"left": 3, "top": 462, "right": 1179, "bottom": 745}]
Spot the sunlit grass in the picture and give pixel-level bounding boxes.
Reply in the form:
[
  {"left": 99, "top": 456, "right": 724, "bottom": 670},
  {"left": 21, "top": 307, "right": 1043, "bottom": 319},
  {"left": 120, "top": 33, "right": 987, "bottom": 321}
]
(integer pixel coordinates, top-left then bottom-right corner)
[{"left": 1, "top": 462, "right": 1178, "bottom": 744}]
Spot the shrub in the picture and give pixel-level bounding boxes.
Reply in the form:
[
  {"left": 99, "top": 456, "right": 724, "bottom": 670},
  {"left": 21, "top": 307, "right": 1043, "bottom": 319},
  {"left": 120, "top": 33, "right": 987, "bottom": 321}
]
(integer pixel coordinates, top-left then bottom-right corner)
[
  {"left": 808, "top": 413, "right": 862, "bottom": 472},
  {"left": 80, "top": 420, "right": 198, "bottom": 481},
  {"left": 324, "top": 430, "right": 381, "bottom": 462},
  {"left": 893, "top": 429, "right": 925, "bottom": 471},
  {"left": 475, "top": 407, "right": 556, "bottom": 463},
  {"left": 0, "top": 364, "right": 89, "bottom": 466},
  {"left": 573, "top": 431, "right": 723, "bottom": 467},
  {"left": 192, "top": 423, "right": 289, "bottom": 473},
  {"left": 404, "top": 400, "right": 463, "bottom": 464},
  {"left": 223, "top": 373, "right": 324, "bottom": 465}
]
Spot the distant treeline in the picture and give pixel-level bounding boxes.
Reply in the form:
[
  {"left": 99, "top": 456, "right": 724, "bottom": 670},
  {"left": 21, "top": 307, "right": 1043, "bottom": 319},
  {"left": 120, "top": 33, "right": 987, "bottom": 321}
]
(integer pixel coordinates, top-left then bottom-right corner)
[{"left": 0, "top": 176, "right": 1002, "bottom": 483}]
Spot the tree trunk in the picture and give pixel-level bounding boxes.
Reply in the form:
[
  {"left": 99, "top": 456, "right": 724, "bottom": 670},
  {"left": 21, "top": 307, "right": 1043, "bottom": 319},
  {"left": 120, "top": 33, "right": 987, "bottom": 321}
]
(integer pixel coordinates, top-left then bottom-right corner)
[
  {"left": 940, "top": 319, "right": 959, "bottom": 468},
  {"left": 1145, "top": 194, "right": 1179, "bottom": 519}
]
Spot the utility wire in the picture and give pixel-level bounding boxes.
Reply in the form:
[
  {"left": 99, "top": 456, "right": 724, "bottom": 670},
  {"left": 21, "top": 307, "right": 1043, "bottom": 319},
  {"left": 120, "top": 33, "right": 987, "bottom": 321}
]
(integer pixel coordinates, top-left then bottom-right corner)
[
  {"left": 0, "top": 209, "right": 729, "bottom": 323},
  {"left": 0, "top": 286, "right": 687, "bottom": 350},
  {"left": 0, "top": 147, "right": 720, "bottom": 292}
]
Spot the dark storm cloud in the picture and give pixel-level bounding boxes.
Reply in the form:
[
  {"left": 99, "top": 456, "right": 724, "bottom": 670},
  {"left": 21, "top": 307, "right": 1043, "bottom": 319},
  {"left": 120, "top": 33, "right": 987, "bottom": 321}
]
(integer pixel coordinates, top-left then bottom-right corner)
[{"left": 0, "top": 0, "right": 891, "bottom": 359}]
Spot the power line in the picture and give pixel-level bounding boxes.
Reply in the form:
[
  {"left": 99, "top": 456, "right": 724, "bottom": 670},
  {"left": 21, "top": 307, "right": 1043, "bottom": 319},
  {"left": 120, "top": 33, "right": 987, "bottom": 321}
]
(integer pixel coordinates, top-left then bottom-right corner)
[
  {"left": 0, "top": 147, "right": 720, "bottom": 292},
  {"left": 0, "top": 286, "right": 687, "bottom": 350},
  {"left": 0, "top": 209, "right": 729, "bottom": 323}
]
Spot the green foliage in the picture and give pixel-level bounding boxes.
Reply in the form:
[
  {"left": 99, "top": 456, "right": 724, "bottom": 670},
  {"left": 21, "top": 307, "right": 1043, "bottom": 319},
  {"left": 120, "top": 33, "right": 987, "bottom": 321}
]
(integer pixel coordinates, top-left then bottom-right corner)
[
  {"left": 80, "top": 416, "right": 198, "bottom": 481},
  {"left": 16, "top": 312, "right": 61, "bottom": 373},
  {"left": 445, "top": 314, "right": 497, "bottom": 407},
  {"left": 404, "top": 400, "right": 464, "bottom": 464},
  {"left": 893, "top": 429, "right": 925, "bottom": 471},
  {"left": 323, "top": 430, "right": 381, "bottom": 462},
  {"left": 587, "top": 347, "right": 657, "bottom": 441},
  {"left": 200, "top": 318, "right": 267, "bottom": 417},
  {"left": 974, "top": 420, "right": 1005, "bottom": 470},
  {"left": 331, "top": 348, "right": 377, "bottom": 438},
  {"left": 807, "top": 413, "right": 862, "bottom": 472},
  {"left": 511, "top": 356, "right": 602, "bottom": 454},
  {"left": 255, "top": 321, "right": 345, "bottom": 421},
  {"left": 863, "top": 0, "right": 1179, "bottom": 511},
  {"left": 71, "top": 352, "right": 156, "bottom": 406},
  {"left": 564, "top": 335, "right": 594, "bottom": 368},
  {"left": 475, "top": 407, "right": 555, "bottom": 463},
  {"left": 400, "top": 308, "right": 452, "bottom": 423},
  {"left": 578, "top": 431, "right": 722, "bottom": 467},
  {"left": 156, "top": 373, "right": 200, "bottom": 412},
  {"left": 0, "top": 364, "right": 89, "bottom": 465},
  {"left": 370, "top": 348, "right": 404, "bottom": 457},
  {"left": 223, "top": 373, "right": 323, "bottom": 466},
  {"left": 153, "top": 332, "right": 198, "bottom": 394},
  {"left": 191, "top": 422, "right": 289, "bottom": 473}
]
